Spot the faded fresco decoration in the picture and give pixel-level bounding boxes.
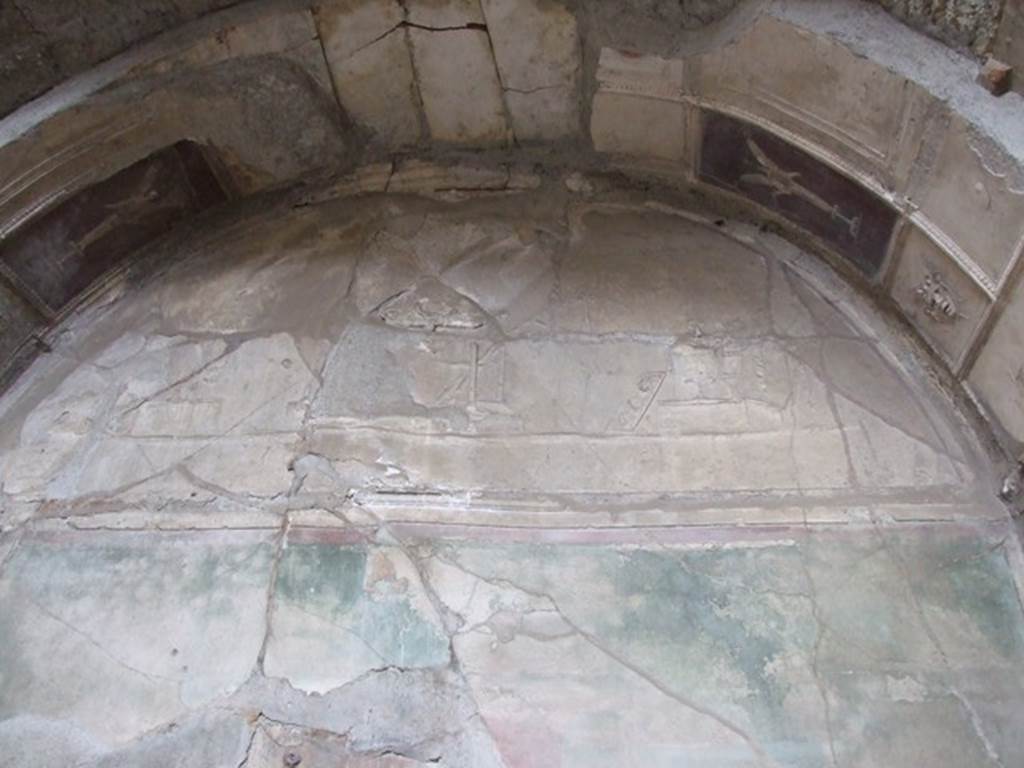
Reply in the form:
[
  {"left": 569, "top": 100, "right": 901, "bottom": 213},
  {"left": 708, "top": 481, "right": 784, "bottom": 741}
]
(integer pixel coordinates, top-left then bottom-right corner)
[
  {"left": 699, "top": 110, "right": 898, "bottom": 278},
  {"left": 0, "top": 141, "right": 225, "bottom": 314}
]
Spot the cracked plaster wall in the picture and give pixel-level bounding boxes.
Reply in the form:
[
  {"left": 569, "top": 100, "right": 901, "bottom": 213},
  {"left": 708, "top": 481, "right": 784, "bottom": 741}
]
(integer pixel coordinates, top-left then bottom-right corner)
[
  {"left": 2, "top": 2, "right": 1024, "bottom": 764},
  {"left": 0, "top": 0, "right": 1023, "bottom": 454},
  {"left": 876, "top": 0, "right": 1003, "bottom": 53},
  {"left": 3, "top": 0, "right": 1024, "bottom": 462},
  {"left": 1, "top": 185, "right": 1023, "bottom": 766}
]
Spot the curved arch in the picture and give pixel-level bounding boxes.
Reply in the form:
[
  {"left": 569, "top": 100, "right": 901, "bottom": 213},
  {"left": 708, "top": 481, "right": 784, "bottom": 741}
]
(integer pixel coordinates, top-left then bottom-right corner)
[
  {"left": 0, "top": 0, "right": 1022, "bottom": 456},
  {"left": 0, "top": 181, "right": 994, "bottom": 503},
  {"left": 1, "top": 172, "right": 1022, "bottom": 767}
]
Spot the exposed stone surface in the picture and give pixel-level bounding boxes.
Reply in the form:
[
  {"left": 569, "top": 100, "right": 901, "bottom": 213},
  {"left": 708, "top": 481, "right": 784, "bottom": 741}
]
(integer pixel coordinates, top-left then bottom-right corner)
[
  {"left": 0, "top": 0, "right": 1008, "bottom": 128},
  {"left": 316, "top": 0, "right": 422, "bottom": 146},
  {"left": 978, "top": 55, "right": 1014, "bottom": 94},
  {"left": 991, "top": 0, "right": 1024, "bottom": 94},
  {"left": 408, "top": 26, "right": 509, "bottom": 145},
  {"left": 875, "top": 0, "right": 1002, "bottom": 54},
  {"left": 0, "top": 0, "right": 241, "bottom": 117},
  {"left": 481, "top": 0, "right": 580, "bottom": 140}
]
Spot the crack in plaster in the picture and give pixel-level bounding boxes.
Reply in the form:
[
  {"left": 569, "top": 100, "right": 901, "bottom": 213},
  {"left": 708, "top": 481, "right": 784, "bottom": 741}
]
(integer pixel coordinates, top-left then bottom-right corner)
[
  {"left": 235, "top": 722, "right": 259, "bottom": 768},
  {"left": 344, "top": 502, "right": 512, "bottom": 767},
  {"left": 217, "top": 669, "right": 499, "bottom": 764},
  {"left": 114, "top": 345, "right": 235, "bottom": 420},
  {"left": 0, "top": 528, "right": 24, "bottom": 581},
  {"left": 796, "top": 534, "right": 840, "bottom": 767},
  {"left": 432, "top": 551, "right": 779, "bottom": 767},
  {"left": 25, "top": 595, "right": 180, "bottom": 687},
  {"left": 867, "top": 511, "right": 1008, "bottom": 768},
  {"left": 255, "top": 514, "right": 290, "bottom": 678}
]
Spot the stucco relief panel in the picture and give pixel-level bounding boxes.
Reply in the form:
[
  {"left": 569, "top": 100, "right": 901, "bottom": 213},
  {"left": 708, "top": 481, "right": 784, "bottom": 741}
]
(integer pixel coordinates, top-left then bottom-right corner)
[{"left": 696, "top": 16, "right": 928, "bottom": 190}]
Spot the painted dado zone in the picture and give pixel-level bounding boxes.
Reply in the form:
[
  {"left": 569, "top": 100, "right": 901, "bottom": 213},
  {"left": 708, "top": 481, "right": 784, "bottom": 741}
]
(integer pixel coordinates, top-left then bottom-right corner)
[{"left": 1, "top": 0, "right": 1023, "bottom": 452}]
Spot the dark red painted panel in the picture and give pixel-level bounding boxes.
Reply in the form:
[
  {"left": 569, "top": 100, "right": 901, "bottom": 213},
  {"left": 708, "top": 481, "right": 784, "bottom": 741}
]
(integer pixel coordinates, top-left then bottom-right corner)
[
  {"left": 0, "top": 141, "right": 227, "bottom": 312},
  {"left": 699, "top": 110, "right": 898, "bottom": 278}
]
